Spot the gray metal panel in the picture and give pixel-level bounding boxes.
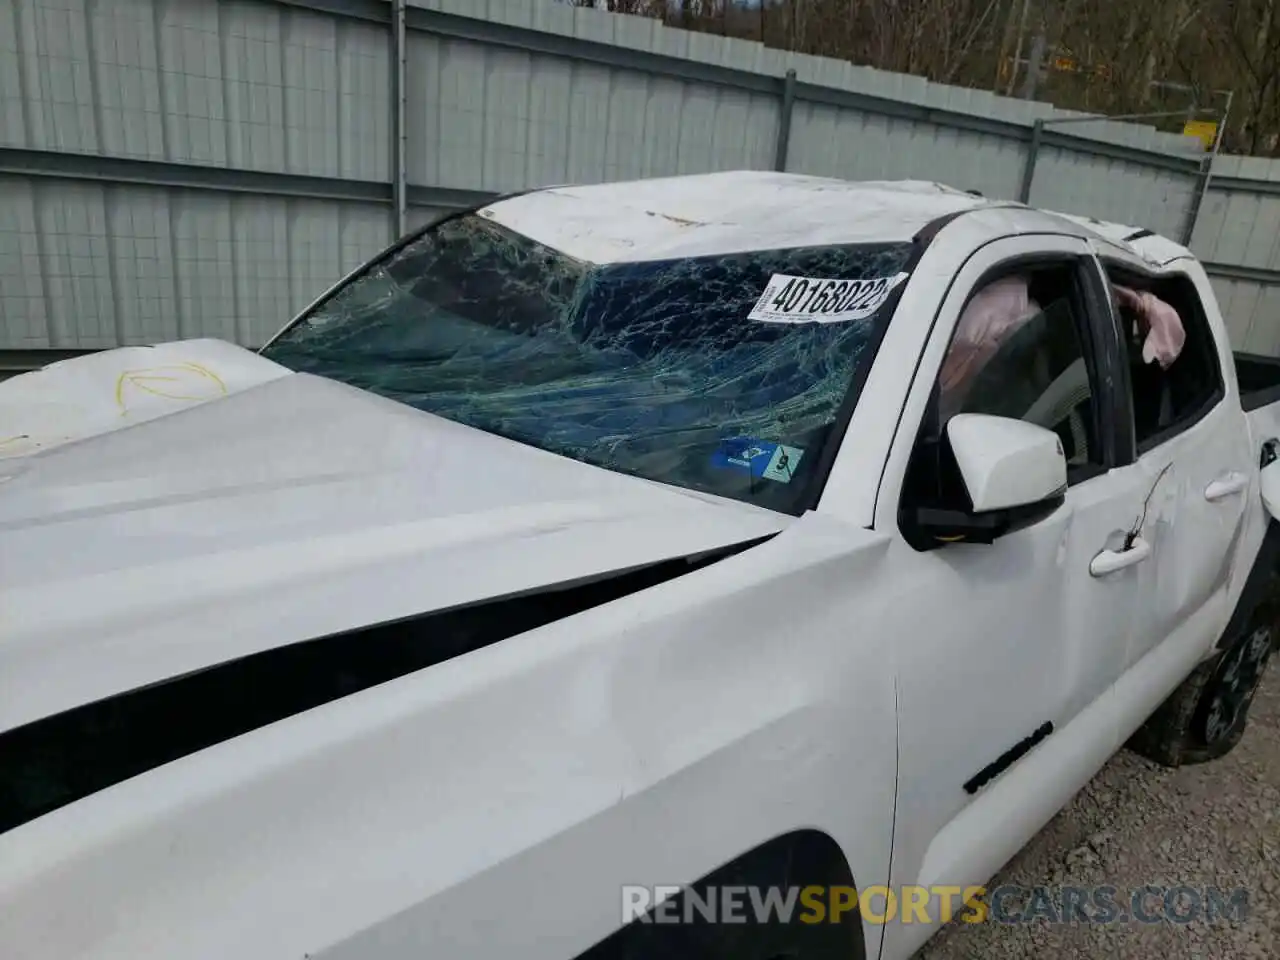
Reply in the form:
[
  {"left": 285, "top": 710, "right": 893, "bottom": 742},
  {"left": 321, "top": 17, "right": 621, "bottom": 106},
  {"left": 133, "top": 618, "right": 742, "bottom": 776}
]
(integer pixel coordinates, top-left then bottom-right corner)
[
  {"left": 156, "top": 0, "right": 229, "bottom": 167},
  {"left": 0, "top": 171, "right": 389, "bottom": 349},
  {"left": 409, "top": 27, "right": 781, "bottom": 196},
  {"left": 406, "top": 203, "right": 451, "bottom": 231},
  {"left": 405, "top": 32, "right": 441, "bottom": 189},
  {"left": 221, "top": 0, "right": 290, "bottom": 172},
  {"left": 5, "top": 0, "right": 392, "bottom": 178},
  {"left": 1226, "top": 280, "right": 1263, "bottom": 350},
  {"left": 483, "top": 38, "right": 528, "bottom": 185},
  {"left": 170, "top": 190, "right": 238, "bottom": 343},
  {"left": 0, "top": 177, "right": 50, "bottom": 347},
  {"left": 104, "top": 182, "right": 181, "bottom": 347},
  {"left": 0, "top": 1, "right": 23, "bottom": 149},
  {"left": 1189, "top": 187, "right": 1230, "bottom": 260},
  {"left": 32, "top": 177, "right": 117, "bottom": 348},
  {"left": 229, "top": 193, "right": 292, "bottom": 346},
  {"left": 525, "top": 41, "right": 574, "bottom": 184},
  {"left": 337, "top": 15, "right": 393, "bottom": 181},
  {"left": 280, "top": 5, "right": 340, "bottom": 176},
  {"left": 1208, "top": 276, "right": 1245, "bottom": 346},
  {"left": 784, "top": 101, "right": 849, "bottom": 178},
  {"left": 1204, "top": 268, "right": 1280, "bottom": 353},
  {"left": 84, "top": 0, "right": 168, "bottom": 161},
  {"left": 1249, "top": 285, "right": 1280, "bottom": 354},
  {"left": 434, "top": 36, "right": 489, "bottom": 190},
  {"left": 15, "top": 0, "right": 101, "bottom": 155},
  {"left": 1241, "top": 196, "right": 1280, "bottom": 271},
  {"left": 1028, "top": 144, "right": 1196, "bottom": 239}
]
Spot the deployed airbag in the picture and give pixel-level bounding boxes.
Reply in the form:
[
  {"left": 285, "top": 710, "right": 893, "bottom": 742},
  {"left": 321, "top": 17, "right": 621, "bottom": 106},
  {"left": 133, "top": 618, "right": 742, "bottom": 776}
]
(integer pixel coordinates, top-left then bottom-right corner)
[{"left": 1114, "top": 285, "right": 1186, "bottom": 369}]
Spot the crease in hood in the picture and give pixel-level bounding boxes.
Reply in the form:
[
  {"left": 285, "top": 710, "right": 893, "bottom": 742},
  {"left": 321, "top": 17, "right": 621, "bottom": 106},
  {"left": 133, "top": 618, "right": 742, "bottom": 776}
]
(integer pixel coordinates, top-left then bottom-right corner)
[{"left": 0, "top": 358, "right": 790, "bottom": 733}]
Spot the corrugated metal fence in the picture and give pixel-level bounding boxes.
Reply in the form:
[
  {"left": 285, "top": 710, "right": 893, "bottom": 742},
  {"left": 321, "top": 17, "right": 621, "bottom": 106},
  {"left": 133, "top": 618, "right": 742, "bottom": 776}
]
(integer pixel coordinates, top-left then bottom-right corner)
[{"left": 1, "top": 0, "right": 1279, "bottom": 359}]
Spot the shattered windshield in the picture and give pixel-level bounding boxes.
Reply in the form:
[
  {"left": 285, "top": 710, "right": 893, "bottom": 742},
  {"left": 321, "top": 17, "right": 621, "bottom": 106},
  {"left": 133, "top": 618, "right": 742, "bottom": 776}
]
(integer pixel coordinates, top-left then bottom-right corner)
[{"left": 262, "top": 214, "right": 915, "bottom": 515}]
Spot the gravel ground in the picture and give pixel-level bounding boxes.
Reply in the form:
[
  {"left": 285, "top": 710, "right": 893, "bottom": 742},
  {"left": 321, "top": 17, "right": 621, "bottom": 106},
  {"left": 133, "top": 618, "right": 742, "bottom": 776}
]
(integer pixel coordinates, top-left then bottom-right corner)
[{"left": 918, "top": 671, "right": 1280, "bottom": 959}]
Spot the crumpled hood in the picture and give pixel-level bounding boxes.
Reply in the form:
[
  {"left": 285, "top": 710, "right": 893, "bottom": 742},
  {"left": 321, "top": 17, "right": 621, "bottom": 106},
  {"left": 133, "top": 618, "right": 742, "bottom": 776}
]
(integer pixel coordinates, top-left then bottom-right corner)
[{"left": 0, "top": 344, "right": 788, "bottom": 732}]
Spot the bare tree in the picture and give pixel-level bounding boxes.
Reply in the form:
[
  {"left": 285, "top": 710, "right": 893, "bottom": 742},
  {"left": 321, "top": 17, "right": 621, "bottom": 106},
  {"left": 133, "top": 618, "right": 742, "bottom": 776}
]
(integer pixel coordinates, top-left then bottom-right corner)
[
  {"left": 1201, "top": 0, "right": 1280, "bottom": 152},
  {"left": 566, "top": 0, "right": 1270, "bottom": 153}
]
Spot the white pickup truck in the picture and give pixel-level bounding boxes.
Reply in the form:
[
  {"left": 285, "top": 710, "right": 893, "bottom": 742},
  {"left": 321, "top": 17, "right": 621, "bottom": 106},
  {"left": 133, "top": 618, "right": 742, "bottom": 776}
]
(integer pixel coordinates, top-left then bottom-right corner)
[{"left": 2, "top": 172, "right": 1279, "bottom": 960}]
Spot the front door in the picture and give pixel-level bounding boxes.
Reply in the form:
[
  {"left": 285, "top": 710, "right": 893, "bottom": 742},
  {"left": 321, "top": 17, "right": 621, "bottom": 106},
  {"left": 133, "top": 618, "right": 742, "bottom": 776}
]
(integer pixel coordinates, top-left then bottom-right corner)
[{"left": 876, "top": 238, "right": 1154, "bottom": 959}]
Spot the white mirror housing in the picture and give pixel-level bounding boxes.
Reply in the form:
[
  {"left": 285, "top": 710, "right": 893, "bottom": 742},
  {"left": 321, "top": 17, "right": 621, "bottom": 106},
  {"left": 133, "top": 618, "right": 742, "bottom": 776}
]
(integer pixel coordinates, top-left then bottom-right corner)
[
  {"left": 1261, "top": 458, "right": 1280, "bottom": 522},
  {"left": 946, "top": 413, "right": 1068, "bottom": 513}
]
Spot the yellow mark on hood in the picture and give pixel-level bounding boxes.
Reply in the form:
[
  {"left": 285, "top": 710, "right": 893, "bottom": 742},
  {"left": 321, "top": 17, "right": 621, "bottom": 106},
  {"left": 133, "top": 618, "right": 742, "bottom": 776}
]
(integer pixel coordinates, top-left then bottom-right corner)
[{"left": 115, "top": 361, "right": 228, "bottom": 416}]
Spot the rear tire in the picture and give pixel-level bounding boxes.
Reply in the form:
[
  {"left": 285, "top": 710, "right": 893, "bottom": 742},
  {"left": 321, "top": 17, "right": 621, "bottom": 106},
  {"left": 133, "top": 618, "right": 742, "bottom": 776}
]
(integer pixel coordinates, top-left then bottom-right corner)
[{"left": 1127, "top": 596, "right": 1276, "bottom": 768}]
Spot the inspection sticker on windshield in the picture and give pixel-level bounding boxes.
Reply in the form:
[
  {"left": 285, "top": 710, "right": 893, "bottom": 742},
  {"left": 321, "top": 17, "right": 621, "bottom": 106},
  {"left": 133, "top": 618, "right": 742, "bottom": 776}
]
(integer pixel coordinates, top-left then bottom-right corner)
[
  {"left": 711, "top": 437, "right": 805, "bottom": 484},
  {"left": 748, "top": 272, "right": 908, "bottom": 324}
]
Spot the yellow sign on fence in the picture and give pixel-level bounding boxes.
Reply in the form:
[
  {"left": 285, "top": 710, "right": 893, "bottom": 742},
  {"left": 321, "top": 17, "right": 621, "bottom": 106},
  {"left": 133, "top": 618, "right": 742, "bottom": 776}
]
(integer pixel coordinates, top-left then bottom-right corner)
[{"left": 1184, "top": 120, "right": 1219, "bottom": 151}]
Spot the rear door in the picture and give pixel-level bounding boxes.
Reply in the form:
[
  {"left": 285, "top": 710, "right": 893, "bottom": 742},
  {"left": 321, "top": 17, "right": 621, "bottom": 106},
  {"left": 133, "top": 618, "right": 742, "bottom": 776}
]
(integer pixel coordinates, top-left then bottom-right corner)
[{"left": 1092, "top": 252, "right": 1254, "bottom": 675}]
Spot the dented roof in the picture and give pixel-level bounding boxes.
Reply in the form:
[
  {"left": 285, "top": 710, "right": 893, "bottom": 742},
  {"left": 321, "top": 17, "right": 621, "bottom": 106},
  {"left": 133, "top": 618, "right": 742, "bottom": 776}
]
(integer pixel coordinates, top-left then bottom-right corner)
[{"left": 478, "top": 170, "right": 996, "bottom": 263}]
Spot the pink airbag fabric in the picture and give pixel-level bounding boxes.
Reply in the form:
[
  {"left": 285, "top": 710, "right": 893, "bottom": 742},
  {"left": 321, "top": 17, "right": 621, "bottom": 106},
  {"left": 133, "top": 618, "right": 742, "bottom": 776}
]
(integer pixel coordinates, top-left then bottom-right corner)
[{"left": 1114, "top": 284, "right": 1186, "bottom": 369}]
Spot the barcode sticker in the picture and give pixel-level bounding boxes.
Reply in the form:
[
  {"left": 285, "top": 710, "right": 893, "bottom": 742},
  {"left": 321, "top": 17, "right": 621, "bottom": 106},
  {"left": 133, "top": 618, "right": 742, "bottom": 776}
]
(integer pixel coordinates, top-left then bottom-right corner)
[{"left": 747, "top": 272, "right": 908, "bottom": 324}]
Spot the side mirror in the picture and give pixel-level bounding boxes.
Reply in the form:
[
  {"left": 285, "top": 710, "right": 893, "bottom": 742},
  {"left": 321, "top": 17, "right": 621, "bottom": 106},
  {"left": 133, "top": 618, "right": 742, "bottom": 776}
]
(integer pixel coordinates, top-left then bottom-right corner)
[
  {"left": 948, "top": 414, "right": 1068, "bottom": 512},
  {"left": 1261, "top": 456, "right": 1280, "bottom": 522},
  {"left": 901, "top": 414, "right": 1067, "bottom": 548}
]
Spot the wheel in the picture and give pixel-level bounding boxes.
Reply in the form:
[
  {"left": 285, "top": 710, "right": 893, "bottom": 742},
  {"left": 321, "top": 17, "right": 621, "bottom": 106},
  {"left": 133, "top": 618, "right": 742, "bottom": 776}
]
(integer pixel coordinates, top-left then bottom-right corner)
[
  {"left": 1198, "top": 624, "right": 1274, "bottom": 750},
  {"left": 1127, "top": 605, "right": 1276, "bottom": 768}
]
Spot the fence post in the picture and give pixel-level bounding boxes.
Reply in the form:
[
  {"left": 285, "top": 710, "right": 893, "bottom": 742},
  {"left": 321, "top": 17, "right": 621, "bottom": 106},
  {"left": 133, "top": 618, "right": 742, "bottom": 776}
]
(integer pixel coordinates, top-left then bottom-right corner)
[
  {"left": 391, "top": 0, "right": 407, "bottom": 239},
  {"left": 1179, "top": 156, "right": 1213, "bottom": 247},
  {"left": 1180, "top": 93, "right": 1230, "bottom": 248},
  {"left": 774, "top": 69, "right": 797, "bottom": 172},
  {"left": 1018, "top": 118, "right": 1043, "bottom": 203}
]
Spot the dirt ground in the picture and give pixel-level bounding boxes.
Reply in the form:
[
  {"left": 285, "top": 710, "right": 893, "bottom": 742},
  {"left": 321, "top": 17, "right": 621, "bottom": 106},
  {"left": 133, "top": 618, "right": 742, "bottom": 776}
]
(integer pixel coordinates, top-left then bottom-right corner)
[{"left": 917, "top": 672, "right": 1280, "bottom": 959}]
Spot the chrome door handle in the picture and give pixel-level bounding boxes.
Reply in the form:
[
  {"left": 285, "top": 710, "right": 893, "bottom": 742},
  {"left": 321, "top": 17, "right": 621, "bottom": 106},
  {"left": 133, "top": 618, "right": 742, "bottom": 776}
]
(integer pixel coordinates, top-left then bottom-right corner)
[
  {"left": 1205, "top": 472, "right": 1249, "bottom": 502},
  {"left": 1090, "top": 537, "right": 1152, "bottom": 577}
]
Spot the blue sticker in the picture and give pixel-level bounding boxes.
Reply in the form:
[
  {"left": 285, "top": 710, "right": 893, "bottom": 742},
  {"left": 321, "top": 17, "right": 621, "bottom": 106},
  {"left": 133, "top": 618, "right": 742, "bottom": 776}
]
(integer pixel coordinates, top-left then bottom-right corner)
[{"left": 711, "top": 437, "right": 805, "bottom": 484}]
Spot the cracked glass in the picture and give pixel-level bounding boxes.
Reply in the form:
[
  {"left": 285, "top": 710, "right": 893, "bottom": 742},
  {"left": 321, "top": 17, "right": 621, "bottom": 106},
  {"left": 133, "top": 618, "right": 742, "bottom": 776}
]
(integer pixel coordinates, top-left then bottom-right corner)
[{"left": 262, "top": 214, "right": 915, "bottom": 515}]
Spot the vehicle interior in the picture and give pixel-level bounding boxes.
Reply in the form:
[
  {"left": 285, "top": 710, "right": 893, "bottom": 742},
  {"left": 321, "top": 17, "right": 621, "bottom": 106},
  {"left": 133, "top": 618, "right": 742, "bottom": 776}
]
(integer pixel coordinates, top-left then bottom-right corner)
[
  {"left": 897, "top": 262, "right": 1096, "bottom": 547},
  {"left": 958, "top": 265, "right": 1100, "bottom": 471},
  {"left": 1102, "top": 264, "right": 1223, "bottom": 452},
  {"left": 895, "top": 253, "right": 1230, "bottom": 549},
  {"left": 953, "top": 261, "right": 1224, "bottom": 467}
]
